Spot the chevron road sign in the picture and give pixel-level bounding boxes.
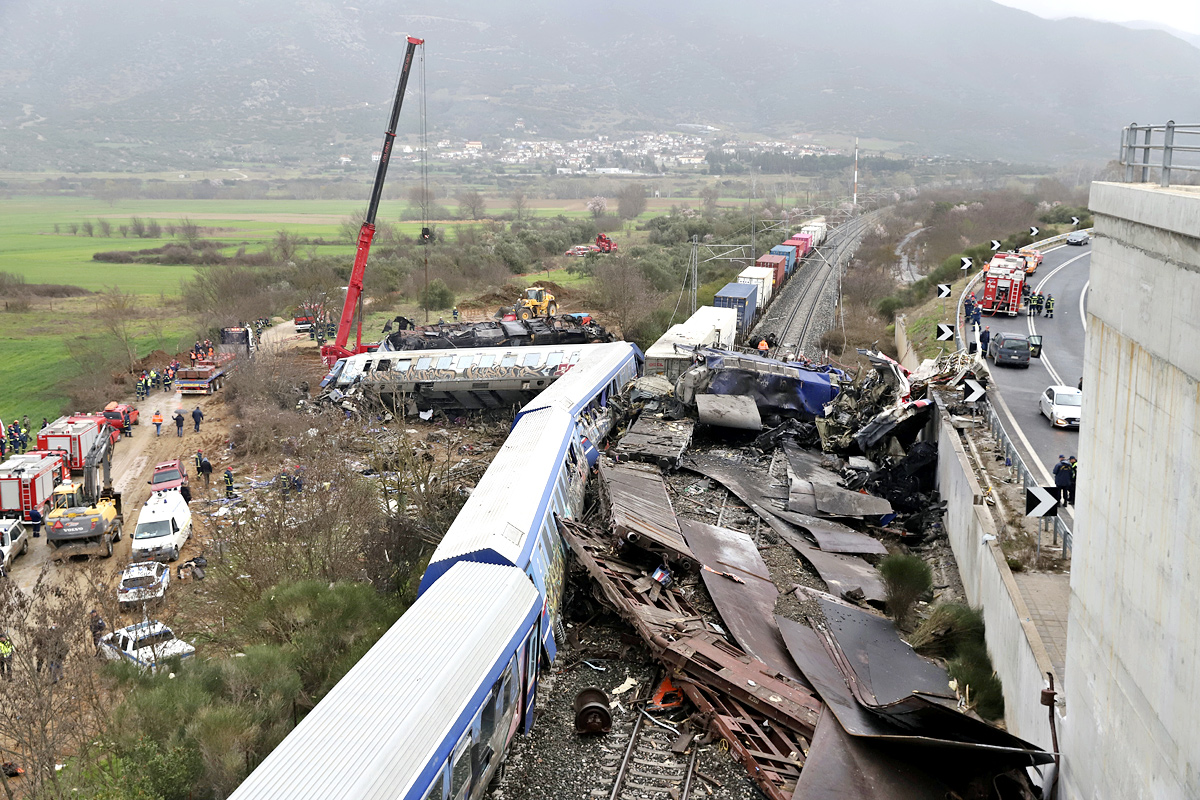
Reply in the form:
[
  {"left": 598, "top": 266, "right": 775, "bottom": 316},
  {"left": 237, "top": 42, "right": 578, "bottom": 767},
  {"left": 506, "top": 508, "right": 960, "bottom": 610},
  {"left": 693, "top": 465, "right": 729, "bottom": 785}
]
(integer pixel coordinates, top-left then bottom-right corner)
[
  {"left": 1026, "top": 485, "right": 1058, "bottom": 517},
  {"left": 937, "top": 284, "right": 952, "bottom": 298},
  {"left": 936, "top": 324, "right": 955, "bottom": 341}
]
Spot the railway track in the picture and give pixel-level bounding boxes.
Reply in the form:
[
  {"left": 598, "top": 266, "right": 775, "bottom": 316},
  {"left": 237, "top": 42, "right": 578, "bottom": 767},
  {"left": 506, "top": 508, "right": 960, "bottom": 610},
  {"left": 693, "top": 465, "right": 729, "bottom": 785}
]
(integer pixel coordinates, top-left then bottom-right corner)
[
  {"left": 775, "top": 212, "right": 876, "bottom": 355},
  {"left": 594, "top": 712, "right": 698, "bottom": 800}
]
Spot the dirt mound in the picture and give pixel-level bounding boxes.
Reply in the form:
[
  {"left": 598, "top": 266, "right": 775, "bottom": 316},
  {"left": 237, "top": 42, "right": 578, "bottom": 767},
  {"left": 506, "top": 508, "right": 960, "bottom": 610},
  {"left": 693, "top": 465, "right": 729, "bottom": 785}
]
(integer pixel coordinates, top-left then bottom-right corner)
[
  {"left": 462, "top": 280, "right": 576, "bottom": 311},
  {"left": 136, "top": 349, "right": 176, "bottom": 369}
]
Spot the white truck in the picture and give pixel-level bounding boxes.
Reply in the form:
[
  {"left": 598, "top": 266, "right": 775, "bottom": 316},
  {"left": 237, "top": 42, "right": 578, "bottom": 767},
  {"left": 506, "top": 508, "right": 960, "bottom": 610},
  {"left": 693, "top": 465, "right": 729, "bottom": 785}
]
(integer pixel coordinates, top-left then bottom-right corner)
[
  {"left": 99, "top": 620, "right": 195, "bottom": 671},
  {"left": 131, "top": 490, "right": 192, "bottom": 562}
]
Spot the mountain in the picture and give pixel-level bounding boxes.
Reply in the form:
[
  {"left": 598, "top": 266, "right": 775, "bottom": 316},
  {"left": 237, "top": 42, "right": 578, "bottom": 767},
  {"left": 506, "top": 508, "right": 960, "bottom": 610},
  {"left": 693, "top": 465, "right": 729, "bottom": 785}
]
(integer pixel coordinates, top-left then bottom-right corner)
[
  {"left": 1118, "top": 19, "right": 1200, "bottom": 50},
  {"left": 2, "top": 0, "right": 1199, "bottom": 169}
]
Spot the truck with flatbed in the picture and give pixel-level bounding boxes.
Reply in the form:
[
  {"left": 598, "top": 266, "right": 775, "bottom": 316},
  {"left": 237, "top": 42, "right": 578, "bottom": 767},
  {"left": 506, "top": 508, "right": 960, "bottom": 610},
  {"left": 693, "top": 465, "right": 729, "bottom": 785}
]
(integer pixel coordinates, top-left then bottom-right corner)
[{"left": 176, "top": 326, "right": 253, "bottom": 395}]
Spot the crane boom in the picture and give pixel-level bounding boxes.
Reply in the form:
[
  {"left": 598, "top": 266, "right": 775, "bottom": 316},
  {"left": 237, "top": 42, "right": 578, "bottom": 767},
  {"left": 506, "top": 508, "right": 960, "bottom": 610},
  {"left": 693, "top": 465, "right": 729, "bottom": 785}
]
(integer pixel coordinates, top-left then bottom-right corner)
[{"left": 322, "top": 35, "right": 424, "bottom": 367}]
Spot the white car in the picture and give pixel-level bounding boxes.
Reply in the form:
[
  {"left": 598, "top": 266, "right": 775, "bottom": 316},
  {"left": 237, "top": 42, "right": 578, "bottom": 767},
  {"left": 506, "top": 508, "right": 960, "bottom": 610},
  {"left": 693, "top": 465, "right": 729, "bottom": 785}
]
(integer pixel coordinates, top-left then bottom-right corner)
[
  {"left": 0, "top": 519, "right": 30, "bottom": 571},
  {"left": 1039, "top": 385, "right": 1082, "bottom": 428},
  {"left": 118, "top": 561, "right": 171, "bottom": 609},
  {"left": 99, "top": 620, "right": 195, "bottom": 671}
]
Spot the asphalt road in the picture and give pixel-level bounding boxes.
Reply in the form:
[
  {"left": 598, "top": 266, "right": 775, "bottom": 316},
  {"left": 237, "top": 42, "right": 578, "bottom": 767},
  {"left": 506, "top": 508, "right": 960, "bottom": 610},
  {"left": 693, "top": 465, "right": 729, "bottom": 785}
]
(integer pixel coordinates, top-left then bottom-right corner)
[{"left": 973, "top": 243, "right": 1091, "bottom": 482}]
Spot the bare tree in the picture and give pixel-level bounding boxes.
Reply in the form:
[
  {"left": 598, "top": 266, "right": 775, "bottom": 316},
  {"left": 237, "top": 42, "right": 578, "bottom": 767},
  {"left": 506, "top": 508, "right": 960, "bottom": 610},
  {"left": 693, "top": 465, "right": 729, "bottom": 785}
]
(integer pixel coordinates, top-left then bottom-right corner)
[
  {"left": 510, "top": 189, "right": 529, "bottom": 220},
  {"left": 273, "top": 229, "right": 300, "bottom": 262},
  {"left": 67, "top": 222, "right": 79, "bottom": 236},
  {"left": 456, "top": 190, "right": 487, "bottom": 221},
  {"left": 616, "top": 183, "right": 647, "bottom": 220},
  {"left": 699, "top": 185, "right": 721, "bottom": 212},
  {"left": 145, "top": 219, "right": 162, "bottom": 238},
  {"left": 96, "top": 286, "right": 141, "bottom": 372},
  {"left": 591, "top": 256, "right": 664, "bottom": 338},
  {"left": 0, "top": 568, "right": 115, "bottom": 799},
  {"left": 96, "top": 218, "right": 112, "bottom": 237},
  {"left": 118, "top": 224, "right": 129, "bottom": 238},
  {"left": 129, "top": 217, "right": 146, "bottom": 238},
  {"left": 81, "top": 220, "right": 95, "bottom": 237}
]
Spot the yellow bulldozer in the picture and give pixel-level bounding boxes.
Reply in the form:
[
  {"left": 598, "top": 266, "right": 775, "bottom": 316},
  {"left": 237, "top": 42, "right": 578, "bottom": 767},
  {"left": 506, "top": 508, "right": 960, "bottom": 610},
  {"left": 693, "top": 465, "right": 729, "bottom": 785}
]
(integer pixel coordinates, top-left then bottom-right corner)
[{"left": 515, "top": 287, "right": 557, "bottom": 320}]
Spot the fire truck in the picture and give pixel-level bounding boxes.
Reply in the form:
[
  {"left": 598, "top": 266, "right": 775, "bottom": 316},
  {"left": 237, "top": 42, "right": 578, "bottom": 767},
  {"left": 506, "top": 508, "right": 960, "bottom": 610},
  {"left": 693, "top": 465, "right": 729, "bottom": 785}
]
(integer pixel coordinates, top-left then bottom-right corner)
[
  {"left": 979, "top": 255, "right": 1027, "bottom": 316},
  {"left": 0, "top": 451, "right": 70, "bottom": 522},
  {"left": 38, "top": 417, "right": 105, "bottom": 472}
]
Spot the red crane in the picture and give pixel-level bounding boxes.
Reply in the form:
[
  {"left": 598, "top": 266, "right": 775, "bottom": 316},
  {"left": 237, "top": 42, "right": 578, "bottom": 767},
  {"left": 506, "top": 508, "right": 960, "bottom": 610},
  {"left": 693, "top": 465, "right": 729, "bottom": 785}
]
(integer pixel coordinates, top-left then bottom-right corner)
[{"left": 321, "top": 35, "right": 424, "bottom": 367}]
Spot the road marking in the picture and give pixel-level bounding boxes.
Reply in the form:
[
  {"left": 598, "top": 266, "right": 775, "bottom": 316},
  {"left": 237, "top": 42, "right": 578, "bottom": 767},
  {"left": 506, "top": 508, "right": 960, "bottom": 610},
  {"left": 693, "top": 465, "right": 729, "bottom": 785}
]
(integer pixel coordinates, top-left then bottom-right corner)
[
  {"left": 1028, "top": 251, "right": 1090, "bottom": 387},
  {"left": 1080, "top": 279, "right": 1090, "bottom": 332},
  {"left": 991, "top": 379, "right": 1054, "bottom": 484}
]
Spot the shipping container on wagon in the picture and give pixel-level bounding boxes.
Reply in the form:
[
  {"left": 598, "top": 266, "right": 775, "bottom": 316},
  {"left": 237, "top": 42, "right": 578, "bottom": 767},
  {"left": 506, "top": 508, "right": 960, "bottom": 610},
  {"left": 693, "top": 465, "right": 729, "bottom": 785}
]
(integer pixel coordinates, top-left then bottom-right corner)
[
  {"left": 738, "top": 266, "right": 775, "bottom": 308},
  {"left": 755, "top": 254, "right": 788, "bottom": 288},
  {"left": 769, "top": 244, "right": 796, "bottom": 274},
  {"left": 713, "top": 282, "right": 758, "bottom": 337}
]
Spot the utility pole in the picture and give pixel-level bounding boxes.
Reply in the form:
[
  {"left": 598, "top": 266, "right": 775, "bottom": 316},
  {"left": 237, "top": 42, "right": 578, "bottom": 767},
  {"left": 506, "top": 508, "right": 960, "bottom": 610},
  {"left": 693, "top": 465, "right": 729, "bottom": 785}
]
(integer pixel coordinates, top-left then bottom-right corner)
[
  {"left": 853, "top": 137, "right": 859, "bottom": 209},
  {"left": 689, "top": 235, "right": 699, "bottom": 317}
]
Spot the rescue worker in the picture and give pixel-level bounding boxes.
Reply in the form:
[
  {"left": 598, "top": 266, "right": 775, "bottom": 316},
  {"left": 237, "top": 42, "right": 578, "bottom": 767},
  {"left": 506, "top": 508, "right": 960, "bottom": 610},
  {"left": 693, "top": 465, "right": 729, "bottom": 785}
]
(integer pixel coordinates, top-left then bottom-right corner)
[
  {"left": 452, "top": 306, "right": 460, "bottom": 322},
  {"left": 1067, "top": 456, "right": 1078, "bottom": 507},
  {"left": 89, "top": 610, "right": 107, "bottom": 649},
  {"left": 163, "top": 368, "right": 174, "bottom": 393},
  {"left": 28, "top": 506, "right": 42, "bottom": 538},
  {"left": 192, "top": 406, "right": 204, "bottom": 432},
  {"left": 173, "top": 409, "right": 185, "bottom": 437},
  {"left": 194, "top": 449, "right": 204, "bottom": 475},
  {"left": 757, "top": 339, "right": 770, "bottom": 352},
  {"left": 1053, "top": 455, "right": 1072, "bottom": 507},
  {"left": 980, "top": 326, "right": 991, "bottom": 354},
  {"left": 0, "top": 632, "right": 12, "bottom": 681},
  {"left": 224, "top": 467, "right": 235, "bottom": 499},
  {"left": 1033, "top": 293, "right": 1044, "bottom": 316},
  {"left": 151, "top": 410, "right": 163, "bottom": 436},
  {"left": 1045, "top": 294, "right": 1055, "bottom": 318},
  {"left": 151, "top": 368, "right": 160, "bottom": 390},
  {"left": 135, "top": 377, "right": 144, "bottom": 401},
  {"left": 199, "top": 455, "right": 212, "bottom": 489},
  {"left": 122, "top": 410, "right": 132, "bottom": 438}
]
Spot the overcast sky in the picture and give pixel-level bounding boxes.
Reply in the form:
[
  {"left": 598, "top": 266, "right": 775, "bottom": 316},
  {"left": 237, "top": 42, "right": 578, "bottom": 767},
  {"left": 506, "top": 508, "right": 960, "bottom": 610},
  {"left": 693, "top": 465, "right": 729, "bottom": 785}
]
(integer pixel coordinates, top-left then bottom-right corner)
[{"left": 993, "top": 0, "right": 1200, "bottom": 34}]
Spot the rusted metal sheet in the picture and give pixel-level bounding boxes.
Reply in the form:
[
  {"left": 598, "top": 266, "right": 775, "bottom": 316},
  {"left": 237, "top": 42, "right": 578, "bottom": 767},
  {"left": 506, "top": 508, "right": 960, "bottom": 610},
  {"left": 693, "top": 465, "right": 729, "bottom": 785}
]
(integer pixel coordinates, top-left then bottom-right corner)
[
  {"left": 679, "top": 680, "right": 810, "bottom": 800},
  {"left": 660, "top": 632, "right": 821, "bottom": 733},
  {"left": 678, "top": 518, "right": 808, "bottom": 686},
  {"left": 682, "top": 455, "right": 886, "bottom": 604},
  {"left": 793, "top": 513, "right": 888, "bottom": 556},
  {"left": 794, "top": 711, "right": 953, "bottom": 800},
  {"left": 559, "top": 517, "right": 705, "bottom": 646},
  {"left": 812, "top": 593, "right": 954, "bottom": 705},
  {"left": 776, "top": 614, "right": 1054, "bottom": 767},
  {"left": 780, "top": 440, "right": 843, "bottom": 487},
  {"left": 598, "top": 461, "right": 695, "bottom": 567},
  {"left": 696, "top": 394, "right": 763, "bottom": 430},
  {"left": 810, "top": 482, "right": 894, "bottom": 518},
  {"left": 617, "top": 415, "right": 694, "bottom": 467}
]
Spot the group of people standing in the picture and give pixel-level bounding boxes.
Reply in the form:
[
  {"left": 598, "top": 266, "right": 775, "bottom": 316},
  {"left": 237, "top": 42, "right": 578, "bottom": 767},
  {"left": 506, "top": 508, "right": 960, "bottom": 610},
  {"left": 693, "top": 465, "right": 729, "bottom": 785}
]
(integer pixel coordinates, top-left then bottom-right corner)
[
  {"left": 2, "top": 416, "right": 46, "bottom": 457},
  {"left": 134, "top": 359, "right": 185, "bottom": 401},
  {"left": 189, "top": 339, "right": 215, "bottom": 367},
  {"left": 1053, "top": 455, "right": 1079, "bottom": 507}
]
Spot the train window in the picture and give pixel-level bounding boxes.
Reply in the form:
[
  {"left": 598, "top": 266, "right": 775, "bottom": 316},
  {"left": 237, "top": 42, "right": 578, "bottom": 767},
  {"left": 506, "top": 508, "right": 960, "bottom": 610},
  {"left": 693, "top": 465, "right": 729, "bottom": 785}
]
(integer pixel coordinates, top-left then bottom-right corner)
[
  {"left": 457, "top": 354, "right": 475, "bottom": 370},
  {"left": 522, "top": 352, "right": 541, "bottom": 367},
  {"left": 527, "top": 624, "right": 540, "bottom": 680},
  {"left": 375, "top": 360, "right": 391, "bottom": 372},
  {"left": 437, "top": 356, "right": 454, "bottom": 369},
  {"left": 503, "top": 657, "right": 517, "bottom": 709},
  {"left": 479, "top": 689, "right": 498, "bottom": 744},
  {"left": 417, "top": 357, "right": 433, "bottom": 370},
  {"left": 362, "top": 360, "right": 375, "bottom": 372},
  {"left": 501, "top": 354, "right": 517, "bottom": 368},
  {"left": 478, "top": 354, "right": 496, "bottom": 368},
  {"left": 449, "top": 733, "right": 472, "bottom": 800},
  {"left": 545, "top": 351, "right": 564, "bottom": 368},
  {"left": 570, "top": 351, "right": 582, "bottom": 364},
  {"left": 421, "top": 771, "right": 445, "bottom": 800},
  {"left": 395, "top": 360, "right": 411, "bottom": 373}
]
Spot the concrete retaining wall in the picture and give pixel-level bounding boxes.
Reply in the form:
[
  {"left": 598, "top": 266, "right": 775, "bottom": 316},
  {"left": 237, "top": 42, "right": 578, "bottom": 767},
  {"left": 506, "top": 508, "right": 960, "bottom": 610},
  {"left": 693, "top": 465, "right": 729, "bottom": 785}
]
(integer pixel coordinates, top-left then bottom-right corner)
[
  {"left": 893, "top": 314, "right": 922, "bottom": 372},
  {"left": 1059, "top": 182, "right": 1200, "bottom": 800},
  {"left": 934, "top": 405, "right": 1057, "bottom": 753}
]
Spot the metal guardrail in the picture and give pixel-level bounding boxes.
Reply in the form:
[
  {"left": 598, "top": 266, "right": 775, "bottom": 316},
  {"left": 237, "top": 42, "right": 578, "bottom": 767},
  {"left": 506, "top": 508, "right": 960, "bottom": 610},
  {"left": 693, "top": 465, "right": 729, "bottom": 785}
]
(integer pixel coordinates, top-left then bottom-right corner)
[
  {"left": 949, "top": 230, "right": 1079, "bottom": 556},
  {"left": 981, "top": 400, "right": 1073, "bottom": 557},
  {"left": 1119, "top": 121, "right": 1200, "bottom": 187}
]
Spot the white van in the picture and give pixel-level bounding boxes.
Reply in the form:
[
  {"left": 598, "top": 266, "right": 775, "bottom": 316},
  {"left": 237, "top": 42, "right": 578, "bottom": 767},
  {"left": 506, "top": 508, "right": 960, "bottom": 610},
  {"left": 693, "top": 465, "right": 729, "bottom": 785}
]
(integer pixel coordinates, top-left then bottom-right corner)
[{"left": 131, "top": 490, "right": 192, "bottom": 562}]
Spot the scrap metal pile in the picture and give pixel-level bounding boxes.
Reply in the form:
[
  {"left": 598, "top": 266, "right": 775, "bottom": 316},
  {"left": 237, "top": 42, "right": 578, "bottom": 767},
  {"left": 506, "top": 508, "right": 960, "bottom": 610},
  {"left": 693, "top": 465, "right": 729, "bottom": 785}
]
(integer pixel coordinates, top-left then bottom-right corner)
[
  {"left": 380, "top": 314, "right": 614, "bottom": 351},
  {"left": 561, "top": 446, "right": 1051, "bottom": 799}
]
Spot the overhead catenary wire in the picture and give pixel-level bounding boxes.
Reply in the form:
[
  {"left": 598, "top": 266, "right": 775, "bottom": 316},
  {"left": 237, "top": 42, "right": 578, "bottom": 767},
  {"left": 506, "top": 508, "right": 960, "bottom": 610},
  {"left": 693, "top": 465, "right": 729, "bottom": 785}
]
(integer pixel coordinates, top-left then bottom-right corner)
[{"left": 419, "top": 41, "right": 430, "bottom": 323}]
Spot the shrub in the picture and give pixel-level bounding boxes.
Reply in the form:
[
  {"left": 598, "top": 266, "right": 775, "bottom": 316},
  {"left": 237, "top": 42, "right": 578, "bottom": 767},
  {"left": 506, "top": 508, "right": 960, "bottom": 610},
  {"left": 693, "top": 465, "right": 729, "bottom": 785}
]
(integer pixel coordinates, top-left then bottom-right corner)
[
  {"left": 909, "top": 602, "right": 985, "bottom": 658},
  {"left": 419, "top": 278, "right": 455, "bottom": 311},
  {"left": 947, "top": 640, "right": 1005, "bottom": 720},
  {"left": 879, "top": 553, "right": 932, "bottom": 628}
]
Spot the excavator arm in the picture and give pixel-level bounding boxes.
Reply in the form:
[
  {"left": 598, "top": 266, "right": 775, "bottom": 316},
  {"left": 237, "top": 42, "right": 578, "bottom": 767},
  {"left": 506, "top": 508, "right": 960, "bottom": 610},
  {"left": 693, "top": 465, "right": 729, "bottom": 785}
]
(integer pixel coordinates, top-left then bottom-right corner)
[{"left": 322, "top": 35, "right": 425, "bottom": 367}]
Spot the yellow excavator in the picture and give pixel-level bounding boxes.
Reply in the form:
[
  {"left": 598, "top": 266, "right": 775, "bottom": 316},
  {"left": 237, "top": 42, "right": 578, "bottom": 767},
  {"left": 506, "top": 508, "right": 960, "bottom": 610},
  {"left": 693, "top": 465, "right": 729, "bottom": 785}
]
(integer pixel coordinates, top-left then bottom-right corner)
[
  {"left": 515, "top": 287, "right": 557, "bottom": 320},
  {"left": 45, "top": 423, "right": 123, "bottom": 559}
]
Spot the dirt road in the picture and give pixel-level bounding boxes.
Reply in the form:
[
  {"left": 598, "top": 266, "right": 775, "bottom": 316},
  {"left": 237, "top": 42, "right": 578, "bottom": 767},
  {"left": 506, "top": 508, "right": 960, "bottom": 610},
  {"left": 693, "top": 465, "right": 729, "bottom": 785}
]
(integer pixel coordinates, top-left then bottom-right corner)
[{"left": 10, "top": 321, "right": 313, "bottom": 599}]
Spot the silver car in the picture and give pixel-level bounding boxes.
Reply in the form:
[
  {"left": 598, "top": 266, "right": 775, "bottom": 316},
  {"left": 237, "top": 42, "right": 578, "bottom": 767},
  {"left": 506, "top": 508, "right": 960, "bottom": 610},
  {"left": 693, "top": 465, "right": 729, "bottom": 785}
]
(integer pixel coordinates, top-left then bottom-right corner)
[{"left": 1066, "top": 231, "right": 1089, "bottom": 246}]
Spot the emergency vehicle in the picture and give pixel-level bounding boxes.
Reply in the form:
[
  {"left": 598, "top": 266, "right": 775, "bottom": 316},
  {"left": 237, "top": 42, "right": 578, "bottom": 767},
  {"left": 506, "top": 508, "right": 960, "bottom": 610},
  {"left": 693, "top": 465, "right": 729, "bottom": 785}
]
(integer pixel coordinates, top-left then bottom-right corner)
[
  {"left": 979, "top": 255, "right": 1027, "bottom": 316},
  {"left": 0, "top": 451, "right": 70, "bottom": 522}
]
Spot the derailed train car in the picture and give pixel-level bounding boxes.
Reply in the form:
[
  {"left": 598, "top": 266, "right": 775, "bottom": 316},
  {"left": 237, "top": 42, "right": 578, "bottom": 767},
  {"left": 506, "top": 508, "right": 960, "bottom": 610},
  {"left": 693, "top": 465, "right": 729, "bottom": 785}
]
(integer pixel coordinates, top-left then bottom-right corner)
[{"left": 227, "top": 562, "right": 544, "bottom": 800}]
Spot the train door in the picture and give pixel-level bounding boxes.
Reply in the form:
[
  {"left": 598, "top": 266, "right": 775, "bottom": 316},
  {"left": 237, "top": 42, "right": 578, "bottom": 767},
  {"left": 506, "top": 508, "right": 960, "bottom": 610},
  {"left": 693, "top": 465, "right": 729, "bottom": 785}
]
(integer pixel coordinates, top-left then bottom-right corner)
[{"left": 520, "top": 624, "right": 540, "bottom": 734}]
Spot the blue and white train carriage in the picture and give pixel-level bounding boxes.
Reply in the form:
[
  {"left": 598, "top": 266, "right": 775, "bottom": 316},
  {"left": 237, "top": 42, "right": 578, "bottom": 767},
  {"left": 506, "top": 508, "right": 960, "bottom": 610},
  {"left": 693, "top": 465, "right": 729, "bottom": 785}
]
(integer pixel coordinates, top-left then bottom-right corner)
[
  {"left": 227, "top": 561, "right": 544, "bottom": 800},
  {"left": 513, "top": 340, "right": 641, "bottom": 462},
  {"left": 417, "top": 404, "right": 587, "bottom": 660}
]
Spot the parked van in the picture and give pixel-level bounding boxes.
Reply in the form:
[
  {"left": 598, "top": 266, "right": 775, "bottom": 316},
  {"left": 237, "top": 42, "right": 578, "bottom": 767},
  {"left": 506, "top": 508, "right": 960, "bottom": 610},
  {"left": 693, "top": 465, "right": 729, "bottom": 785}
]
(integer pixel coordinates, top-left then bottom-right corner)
[{"left": 131, "top": 490, "right": 192, "bottom": 562}]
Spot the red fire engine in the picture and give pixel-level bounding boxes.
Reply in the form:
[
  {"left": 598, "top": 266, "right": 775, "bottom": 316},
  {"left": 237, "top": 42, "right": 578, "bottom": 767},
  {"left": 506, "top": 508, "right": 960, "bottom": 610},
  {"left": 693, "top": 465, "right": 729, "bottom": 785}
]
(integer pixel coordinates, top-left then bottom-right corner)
[{"left": 980, "top": 255, "right": 1027, "bottom": 316}]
